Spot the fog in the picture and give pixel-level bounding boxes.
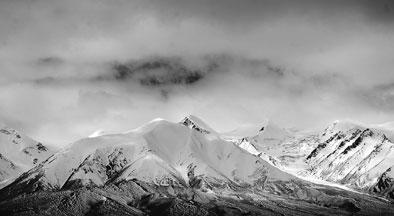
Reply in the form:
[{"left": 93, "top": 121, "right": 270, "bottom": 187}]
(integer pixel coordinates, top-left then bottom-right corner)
[{"left": 1, "top": 0, "right": 394, "bottom": 146}]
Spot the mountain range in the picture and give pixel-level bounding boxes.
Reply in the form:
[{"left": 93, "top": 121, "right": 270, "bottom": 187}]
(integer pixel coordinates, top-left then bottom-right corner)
[{"left": 0, "top": 116, "right": 393, "bottom": 215}]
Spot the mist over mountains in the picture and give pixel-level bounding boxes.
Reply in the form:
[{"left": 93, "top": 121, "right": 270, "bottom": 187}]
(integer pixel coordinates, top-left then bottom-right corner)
[
  {"left": 1, "top": 0, "right": 394, "bottom": 215},
  {"left": 1, "top": 0, "right": 394, "bottom": 147}
]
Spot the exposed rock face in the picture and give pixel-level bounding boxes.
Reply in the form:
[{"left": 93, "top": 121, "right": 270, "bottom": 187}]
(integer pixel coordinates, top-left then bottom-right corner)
[
  {"left": 372, "top": 167, "right": 394, "bottom": 199},
  {"left": 1, "top": 118, "right": 394, "bottom": 215},
  {"left": 0, "top": 125, "right": 53, "bottom": 188},
  {"left": 180, "top": 116, "right": 211, "bottom": 134},
  {"left": 303, "top": 121, "right": 394, "bottom": 200},
  {"left": 1, "top": 118, "right": 300, "bottom": 198},
  {"left": 224, "top": 120, "right": 394, "bottom": 202}
]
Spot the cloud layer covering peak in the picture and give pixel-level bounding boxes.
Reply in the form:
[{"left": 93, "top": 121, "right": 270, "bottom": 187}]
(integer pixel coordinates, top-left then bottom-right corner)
[{"left": 1, "top": 0, "right": 394, "bottom": 146}]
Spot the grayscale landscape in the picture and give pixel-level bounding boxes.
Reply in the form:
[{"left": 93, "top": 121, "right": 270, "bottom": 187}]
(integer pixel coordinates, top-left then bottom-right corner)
[{"left": 0, "top": 0, "right": 394, "bottom": 215}]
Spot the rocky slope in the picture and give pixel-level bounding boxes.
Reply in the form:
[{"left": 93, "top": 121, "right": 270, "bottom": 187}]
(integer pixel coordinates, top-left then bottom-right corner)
[
  {"left": 0, "top": 124, "right": 53, "bottom": 188},
  {"left": 0, "top": 117, "right": 299, "bottom": 196},
  {"left": 304, "top": 121, "right": 394, "bottom": 200},
  {"left": 222, "top": 119, "right": 394, "bottom": 202},
  {"left": 0, "top": 117, "right": 393, "bottom": 215}
]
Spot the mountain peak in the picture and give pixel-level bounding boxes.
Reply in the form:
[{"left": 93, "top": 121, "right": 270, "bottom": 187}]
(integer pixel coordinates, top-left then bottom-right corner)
[
  {"left": 323, "top": 120, "right": 392, "bottom": 141},
  {"left": 180, "top": 115, "right": 213, "bottom": 134},
  {"left": 0, "top": 115, "right": 297, "bottom": 200}
]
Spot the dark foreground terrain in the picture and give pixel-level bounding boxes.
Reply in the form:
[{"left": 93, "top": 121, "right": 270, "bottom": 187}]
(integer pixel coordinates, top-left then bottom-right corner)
[{"left": 0, "top": 179, "right": 393, "bottom": 216}]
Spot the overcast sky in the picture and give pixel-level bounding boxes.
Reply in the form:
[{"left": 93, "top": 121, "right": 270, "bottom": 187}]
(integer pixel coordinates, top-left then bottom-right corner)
[{"left": 1, "top": 0, "right": 394, "bottom": 146}]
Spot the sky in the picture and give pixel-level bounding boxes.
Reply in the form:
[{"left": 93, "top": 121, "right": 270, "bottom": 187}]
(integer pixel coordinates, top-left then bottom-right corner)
[{"left": 1, "top": 0, "right": 394, "bottom": 146}]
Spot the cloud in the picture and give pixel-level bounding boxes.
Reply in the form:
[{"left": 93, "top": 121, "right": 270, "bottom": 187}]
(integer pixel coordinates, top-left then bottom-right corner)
[
  {"left": 0, "top": 0, "right": 394, "bottom": 146},
  {"left": 110, "top": 57, "right": 212, "bottom": 86},
  {"left": 135, "top": 0, "right": 394, "bottom": 26},
  {"left": 353, "top": 83, "right": 394, "bottom": 111}
]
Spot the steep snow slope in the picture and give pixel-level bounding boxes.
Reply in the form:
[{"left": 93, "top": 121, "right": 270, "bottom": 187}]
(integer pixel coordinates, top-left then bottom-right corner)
[
  {"left": 0, "top": 154, "right": 22, "bottom": 187},
  {"left": 224, "top": 119, "right": 394, "bottom": 201},
  {"left": 305, "top": 120, "right": 394, "bottom": 199},
  {"left": 2, "top": 118, "right": 394, "bottom": 215},
  {"left": 0, "top": 125, "right": 53, "bottom": 188},
  {"left": 3, "top": 118, "right": 296, "bottom": 196}
]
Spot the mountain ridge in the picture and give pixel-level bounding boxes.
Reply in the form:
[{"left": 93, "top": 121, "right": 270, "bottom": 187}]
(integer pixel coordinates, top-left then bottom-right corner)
[
  {"left": 304, "top": 120, "right": 394, "bottom": 200},
  {"left": 0, "top": 117, "right": 394, "bottom": 215},
  {"left": 0, "top": 124, "right": 53, "bottom": 188}
]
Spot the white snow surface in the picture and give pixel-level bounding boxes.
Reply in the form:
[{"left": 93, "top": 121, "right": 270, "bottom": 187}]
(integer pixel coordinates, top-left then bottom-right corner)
[
  {"left": 222, "top": 121, "right": 295, "bottom": 168},
  {"left": 224, "top": 119, "right": 394, "bottom": 196},
  {"left": 18, "top": 118, "right": 296, "bottom": 189},
  {"left": 0, "top": 124, "right": 53, "bottom": 187},
  {"left": 221, "top": 123, "right": 266, "bottom": 139},
  {"left": 306, "top": 120, "right": 394, "bottom": 190}
]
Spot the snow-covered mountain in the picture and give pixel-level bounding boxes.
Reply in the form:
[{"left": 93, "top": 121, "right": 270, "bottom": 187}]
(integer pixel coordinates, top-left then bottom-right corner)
[
  {"left": 305, "top": 120, "right": 394, "bottom": 200},
  {"left": 0, "top": 124, "right": 53, "bottom": 188},
  {"left": 222, "top": 121, "right": 296, "bottom": 169},
  {"left": 1, "top": 117, "right": 393, "bottom": 215},
  {"left": 222, "top": 119, "right": 394, "bottom": 201},
  {"left": 228, "top": 121, "right": 294, "bottom": 152},
  {"left": 2, "top": 117, "right": 296, "bottom": 195}
]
